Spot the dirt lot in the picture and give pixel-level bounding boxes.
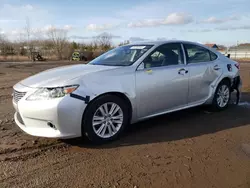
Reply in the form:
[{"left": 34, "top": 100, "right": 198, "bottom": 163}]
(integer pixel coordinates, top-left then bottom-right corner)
[{"left": 0, "top": 61, "right": 250, "bottom": 188}]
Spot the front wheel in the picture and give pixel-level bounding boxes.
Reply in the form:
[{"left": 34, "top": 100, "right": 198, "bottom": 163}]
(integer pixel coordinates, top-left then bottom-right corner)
[
  {"left": 211, "top": 80, "right": 231, "bottom": 111},
  {"left": 82, "top": 95, "right": 129, "bottom": 144}
]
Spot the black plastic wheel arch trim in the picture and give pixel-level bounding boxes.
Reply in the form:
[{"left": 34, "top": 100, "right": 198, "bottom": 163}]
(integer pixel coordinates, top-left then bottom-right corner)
[{"left": 70, "top": 93, "right": 90, "bottom": 104}]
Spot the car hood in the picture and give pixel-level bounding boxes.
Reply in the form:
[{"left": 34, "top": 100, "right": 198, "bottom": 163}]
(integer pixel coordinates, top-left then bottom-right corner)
[{"left": 19, "top": 64, "right": 118, "bottom": 88}]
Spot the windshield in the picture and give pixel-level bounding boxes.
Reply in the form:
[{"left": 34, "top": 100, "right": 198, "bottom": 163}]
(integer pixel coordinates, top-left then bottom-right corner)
[{"left": 88, "top": 45, "right": 153, "bottom": 66}]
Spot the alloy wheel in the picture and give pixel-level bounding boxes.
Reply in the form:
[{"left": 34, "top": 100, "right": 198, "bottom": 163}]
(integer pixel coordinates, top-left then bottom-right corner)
[
  {"left": 92, "top": 102, "right": 124, "bottom": 138},
  {"left": 216, "top": 85, "right": 230, "bottom": 108}
]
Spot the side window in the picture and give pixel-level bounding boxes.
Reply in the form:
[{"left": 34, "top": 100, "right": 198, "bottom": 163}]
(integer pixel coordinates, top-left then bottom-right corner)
[
  {"left": 184, "top": 44, "right": 211, "bottom": 63},
  {"left": 210, "top": 51, "right": 218, "bottom": 61},
  {"left": 143, "top": 43, "right": 184, "bottom": 68}
]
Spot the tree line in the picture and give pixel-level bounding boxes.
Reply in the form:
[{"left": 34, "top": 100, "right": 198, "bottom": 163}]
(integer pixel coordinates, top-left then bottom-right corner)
[
  {"left": 0, "top": 30, "right": 121, "bottom": 61},
  {"left": 0, "top": 18, "right": 130, "bottom": 61}
]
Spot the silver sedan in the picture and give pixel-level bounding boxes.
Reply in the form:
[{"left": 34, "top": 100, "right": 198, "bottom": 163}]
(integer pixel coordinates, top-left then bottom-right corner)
[{"left": 12, "top": 40, "right": 242, "bottom": 144}]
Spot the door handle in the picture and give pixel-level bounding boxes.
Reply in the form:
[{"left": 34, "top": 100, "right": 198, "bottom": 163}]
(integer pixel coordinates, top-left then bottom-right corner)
[
  {"left": 214, "top": 65, "right": 221, "bottom": 70},
  {"left": 178, "top": 68, "right": 188, "bottom": 75}
]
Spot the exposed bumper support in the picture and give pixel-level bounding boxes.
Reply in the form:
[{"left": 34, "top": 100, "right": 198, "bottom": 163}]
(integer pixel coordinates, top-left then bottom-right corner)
[{"left": 231, "top": 76, "right": 242, "bottom": 105}]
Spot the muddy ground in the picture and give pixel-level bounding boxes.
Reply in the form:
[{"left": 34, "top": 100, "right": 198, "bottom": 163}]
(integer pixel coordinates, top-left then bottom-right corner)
[{"left": 0, "top": 61, "right": 250, "bottom": 188}]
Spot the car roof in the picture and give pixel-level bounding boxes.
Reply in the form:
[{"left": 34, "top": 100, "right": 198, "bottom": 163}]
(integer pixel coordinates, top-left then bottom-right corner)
[
  {"left": 126, "top": 40, "right": 202, "bottom": 46},
  {"left": 124, "top": 39, "right": 220, "bottom": 55}
]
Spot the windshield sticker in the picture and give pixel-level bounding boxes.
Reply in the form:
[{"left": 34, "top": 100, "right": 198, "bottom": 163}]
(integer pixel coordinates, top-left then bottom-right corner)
[{"left": 130, "top": 46, "right": 146, "bottom": 50}]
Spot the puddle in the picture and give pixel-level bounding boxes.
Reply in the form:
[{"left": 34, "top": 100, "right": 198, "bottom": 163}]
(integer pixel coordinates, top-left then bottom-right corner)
[{"left": 238, "top": 102, "right": 250, "bottom": 108}]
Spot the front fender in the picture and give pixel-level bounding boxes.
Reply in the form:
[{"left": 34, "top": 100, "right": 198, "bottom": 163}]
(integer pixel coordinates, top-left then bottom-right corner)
[{"left": 76, "top": 72, "right": 137, "bottom": 123}]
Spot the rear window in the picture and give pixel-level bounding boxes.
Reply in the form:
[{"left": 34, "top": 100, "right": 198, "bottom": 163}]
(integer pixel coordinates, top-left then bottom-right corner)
[{"left": 184, "top": 44, "right": 211, "bottom": 63}]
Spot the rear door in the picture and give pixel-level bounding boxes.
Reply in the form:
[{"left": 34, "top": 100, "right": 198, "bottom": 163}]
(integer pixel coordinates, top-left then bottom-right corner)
[{"left": 183, "top": 43, "right": 223, "bottom": 105}]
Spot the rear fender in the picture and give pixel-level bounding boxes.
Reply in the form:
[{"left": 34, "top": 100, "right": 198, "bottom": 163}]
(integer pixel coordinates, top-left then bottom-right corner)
[{"left": 204, "top": 73, "right": 235, "bottom": 104}]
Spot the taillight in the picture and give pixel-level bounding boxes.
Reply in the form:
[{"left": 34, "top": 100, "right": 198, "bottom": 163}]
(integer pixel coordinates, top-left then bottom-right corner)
[{"left": 234, "top": 63, "right": 240, "bottom": 69}]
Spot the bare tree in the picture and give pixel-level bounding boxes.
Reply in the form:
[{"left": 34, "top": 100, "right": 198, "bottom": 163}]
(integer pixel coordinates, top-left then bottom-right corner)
[
  {"left": 47, "top": 27, "right": 68, "bottom": 60},
  {"left": 14, "top": 32, "right": 27, "bottom": 56},
  {"left": 0, "top": 34, "right": 9, "bottom": 54},
  {"left": 24, "top": 17, "right": 34, "bottom": 59},
  {"left": 94, "top": 32, "right": 112, "bottom": 51},
  {"left": 0, "top": 34, "right": 15, "bottom": 61},
  {"left": 0, "top": 34, "right": 6, "bottom": 56},
  {"left": 0, "top": 33, "right": 5, "bottom": 44},
  {"left": 118, "top": 40, "right": 130, "bottom": 46},
  {"left": 25, "top": 17, "right": 31, "bottom": 43}
]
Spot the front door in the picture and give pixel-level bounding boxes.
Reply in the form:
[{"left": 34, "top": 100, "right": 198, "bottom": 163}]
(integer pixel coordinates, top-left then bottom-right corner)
[{"left": 135, "top": 43, "right": 189, "bottom": 119}]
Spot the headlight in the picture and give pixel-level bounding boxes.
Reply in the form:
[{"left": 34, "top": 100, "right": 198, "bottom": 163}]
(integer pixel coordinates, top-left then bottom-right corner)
[{"left": 26, "top": 85, "right": 79, "bottom": 101}]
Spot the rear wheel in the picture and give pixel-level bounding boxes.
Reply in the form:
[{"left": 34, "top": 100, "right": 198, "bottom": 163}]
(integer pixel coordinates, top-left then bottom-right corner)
[
  {"left": 211, "top": 80, "right": 231, "bottom": 111},
  {"left": 82, "top": 95, "right": 129, "bottom": 144}
]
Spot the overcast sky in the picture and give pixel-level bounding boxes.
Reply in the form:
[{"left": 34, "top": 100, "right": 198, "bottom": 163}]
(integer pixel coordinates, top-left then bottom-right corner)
[{"left": 0, "top": 0, "right": 250, "bottom": 46}]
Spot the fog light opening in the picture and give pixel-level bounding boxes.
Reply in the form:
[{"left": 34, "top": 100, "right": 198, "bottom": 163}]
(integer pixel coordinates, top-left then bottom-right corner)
[{"left": 47, "top": 122, "right": 57, "bottom": 130}]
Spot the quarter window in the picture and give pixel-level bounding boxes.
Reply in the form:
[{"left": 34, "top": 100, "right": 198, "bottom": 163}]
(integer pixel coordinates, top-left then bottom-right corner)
[
  {"left": 184, "top": 44, "right": 211, "bottom": 63},
  {"left": 143, "top": 43, "right": 184, "bottom": 68},
  {"left": 210, "top": 51, "right": 218, "bottom": 61}
]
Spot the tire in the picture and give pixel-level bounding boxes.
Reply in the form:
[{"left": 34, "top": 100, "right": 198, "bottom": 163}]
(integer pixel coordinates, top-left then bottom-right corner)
[
  {"left": 82, "top": 95, "right": 129, "bottom": 144},
  {"left": 211, "top": 80, "right": 231, "bottom": 111}
]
